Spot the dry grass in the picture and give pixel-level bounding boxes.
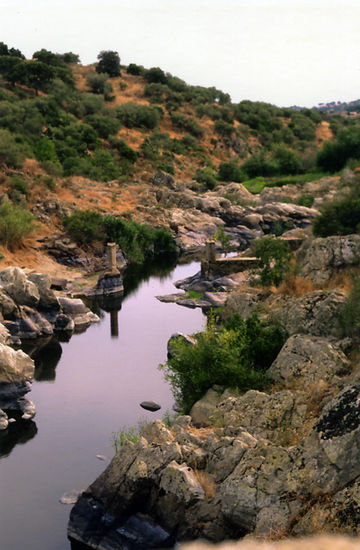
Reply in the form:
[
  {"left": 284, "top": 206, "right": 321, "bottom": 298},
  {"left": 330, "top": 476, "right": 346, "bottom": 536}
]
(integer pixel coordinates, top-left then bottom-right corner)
[
  {"left": 275, "top": 276, "right": 317, "bottom": 297},
  {"left": 305, "top": 380, "right": 332, "bottom": 418},
  {"left": 194, "top": 469, "right": 216, "bottom": 500}
]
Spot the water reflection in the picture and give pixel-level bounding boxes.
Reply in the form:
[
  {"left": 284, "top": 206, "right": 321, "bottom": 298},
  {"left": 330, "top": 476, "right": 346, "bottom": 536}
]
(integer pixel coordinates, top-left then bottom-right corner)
[
  {"left": 22, "top": 338, "right": 63, "bottom": 382},
  {"left": 123, "top": 254, "right": 177, "bottom": 299},
  {"left": 0, "top": 420, "right": 37, "bottom": 458}
]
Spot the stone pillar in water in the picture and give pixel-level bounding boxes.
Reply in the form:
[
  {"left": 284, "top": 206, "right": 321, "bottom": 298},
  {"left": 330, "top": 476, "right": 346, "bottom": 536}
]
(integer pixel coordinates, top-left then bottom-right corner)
[
  {"left": 106, "top": 242, "right": 119, "bottom": 274},
  {"left": 205, "top": 240, "right": 216, "bottom": 262}
]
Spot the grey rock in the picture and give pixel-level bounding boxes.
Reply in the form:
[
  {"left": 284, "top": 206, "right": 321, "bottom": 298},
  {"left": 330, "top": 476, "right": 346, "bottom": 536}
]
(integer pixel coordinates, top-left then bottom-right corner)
[
  {"left": 28, "top": 272, "right": 60, "bottom": 311},
  {"left": 0, "top": 343, "right": 34, "bottom": 385},
  {"left": 0, "top": 408, "right": 8, "bottom": 430},
  {"left": 268, "top": 334, "right": 350, "bottom": 386},
  {"left": 140, "top": 400, "right": 161, "bottom": 412},
  {"left": 0, "top": 267, "right": 40, "bottom": 307},
  {"left": 275, "top": 290, "right": 346, "bottom": 337},
  {"left": 160, "top": 461, "right": 205, "bottom": 504},
  {"left": 299, "top": 235, "right": 360, "bottom": 284},
  {"left": 190, "top": 388, "right": 223, "bottom": 427}
]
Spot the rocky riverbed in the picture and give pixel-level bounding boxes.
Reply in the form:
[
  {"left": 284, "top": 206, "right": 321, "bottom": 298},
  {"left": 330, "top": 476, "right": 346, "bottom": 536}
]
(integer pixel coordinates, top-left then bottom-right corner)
[{"left": 68, "top": 231, "right": 360, "bottom": 548}]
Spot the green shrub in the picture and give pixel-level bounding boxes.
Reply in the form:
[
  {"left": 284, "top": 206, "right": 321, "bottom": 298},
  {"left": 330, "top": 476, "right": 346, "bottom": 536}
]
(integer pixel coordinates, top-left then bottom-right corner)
[
  {"left": 313, "top": 195, "right": 360, "bottom": 237},
  {"left": 115, "top": 102, "right": 162, "bottom": 129},
  {"left": 9, "top": 175, "right": 29, "bottom": 201},
  {"left": 109, "top": 137, "right": 137, "bottom": 162},
  {"left": 160, "top": 313, "right": 285, "bottom": 413},
  {"left": 218, "top": 160, "right": 242, "bottom": 182},
  {"left": 289, "top": 113, "right": 316, "bottom": 142},
  {"left": 145, "top": 67, "right": 168, "bottom": 84},
  {"left": 0, "top": 200, "right": 35, "bottom": 247},
  {"left": 157, "top": 162, "right": 174, "bottom": 175},
  {"left": 126, "top": 63, "right": 146, "bottom": 76},
  {"left": 194, "top": 167, "right": 217, "bottom": 189},
  {"left": 340, "top": 277, "right": 360, "bottom": 339},
  {"left": 86, "top": 72, "right": 112, "bottom": 96},
  {"left": 170, "top": 112, "right": 204, "bottom": 138},
  {"left": 84, "top": 114, "right": 121, "bottom": 138},
  {"left": 64, "top": 210, "right": 176, "bottom": 263},
  {"left": 296, "top": 194, "right": 314, "bottom": 208},
  {"left": 0, "top": 129, "right": 31, "bottom": 167},
  {"left": 317, "top": 126, "right": 360, "bottom": 172},
  {"left": 40, "top": 160, "right": 63, "bottom": 177},
  {"left": 63, "top": 210, "right": 105, "bottom": 244},
  {"left": 251, "top": 235, "right": 293, "bottom": 287}
]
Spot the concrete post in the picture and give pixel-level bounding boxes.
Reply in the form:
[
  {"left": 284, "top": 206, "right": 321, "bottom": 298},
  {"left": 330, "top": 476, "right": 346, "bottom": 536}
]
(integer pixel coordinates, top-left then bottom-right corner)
[{"left": 106, "top": 242, "right": 119, "bottom": 274}]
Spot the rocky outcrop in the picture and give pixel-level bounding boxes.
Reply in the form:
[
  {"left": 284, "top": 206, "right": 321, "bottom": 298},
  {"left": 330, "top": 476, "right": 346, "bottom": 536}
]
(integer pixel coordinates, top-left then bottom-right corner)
[
  {"left": 267, "top": 334, "right": 350, "bottom": 386},
  {"left": 274, "top": 290, "right": 347, "bottom": 338},
  {"left": 0, "top": 342, "right": 35, "bottom": 429},
  {"left": 298, "top": 235, "right": 360, "bottom": 284},
  {"left": 0, "top": 267, "right": 100, "bottom": 429}
]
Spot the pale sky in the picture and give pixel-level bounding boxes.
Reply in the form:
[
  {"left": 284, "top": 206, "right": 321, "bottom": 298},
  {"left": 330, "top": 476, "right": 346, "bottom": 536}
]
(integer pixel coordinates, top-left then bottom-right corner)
[{"left": 1, "top": 0, "right": 360, "bottom": 107}]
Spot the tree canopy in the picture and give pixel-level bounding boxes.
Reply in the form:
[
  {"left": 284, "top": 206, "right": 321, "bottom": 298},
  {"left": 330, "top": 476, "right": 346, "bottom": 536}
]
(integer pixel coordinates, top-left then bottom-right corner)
[{"left": 96, "top": 50, "right": 121, "bottom": 77}]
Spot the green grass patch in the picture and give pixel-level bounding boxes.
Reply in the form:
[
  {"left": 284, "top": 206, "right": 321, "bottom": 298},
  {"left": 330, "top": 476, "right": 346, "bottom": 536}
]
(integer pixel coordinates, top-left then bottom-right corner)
[
  {"left": 242, "top": 172, "right": 327, "bottom": 194},
  {"left": 187, "top": 290, "right": 204, "bottom": 300}
]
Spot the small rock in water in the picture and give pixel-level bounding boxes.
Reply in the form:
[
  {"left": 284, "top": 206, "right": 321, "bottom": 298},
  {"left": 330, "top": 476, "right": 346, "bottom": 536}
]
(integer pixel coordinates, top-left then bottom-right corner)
[
  {"left": 140, "top": 400, "right": 161, "bottom": 412},
  {"left": 96, "top": 454, "right": 106, "bottom": 461},
  {"left": 59, "top": 489, "right": 83, "bottom": 505}
]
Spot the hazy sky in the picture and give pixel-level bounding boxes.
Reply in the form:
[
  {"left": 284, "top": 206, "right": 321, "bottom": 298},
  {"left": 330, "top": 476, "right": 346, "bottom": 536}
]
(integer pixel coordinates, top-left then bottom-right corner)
[{"left": 1, "top": 0, "right": 360, "bottom": 107}]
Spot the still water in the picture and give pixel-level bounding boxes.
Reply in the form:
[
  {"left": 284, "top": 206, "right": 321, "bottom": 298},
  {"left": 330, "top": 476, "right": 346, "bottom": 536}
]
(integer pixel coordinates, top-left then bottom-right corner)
[{"left": 0, "top": 260, "right": 204, "bottom": 550}]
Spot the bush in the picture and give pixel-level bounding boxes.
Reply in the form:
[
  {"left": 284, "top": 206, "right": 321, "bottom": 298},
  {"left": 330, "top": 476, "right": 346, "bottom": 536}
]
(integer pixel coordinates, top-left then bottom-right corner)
[
  {"left": 84, "top": 114, "right": 121, "bottom": 138},
  {"left": 317, "top": 126, "right": 360, "bottom": 172},
  {"left": 86, "top": 72, "right": 112, "bottom": 96},
  {"left": 194, "top": 167, "right": 217, "bottom": 189},
  {"left": 160, "top": 313, "right": 286, "bottom": 413},
  {"left": 126, "top": 63, "right": 146, "bottom": 76},
  {"left": 218, "top": 160, "right": 242, "bottom": 182},
  {"left": 115, "top": 102, "right": 162, "bottom": 129},
  {"left": 0, "top": 129, "right": 31, "bottom": 167},
  {"left": 170, "top": 112, "right": 204, "bottom": 138},
  {"left": 64, "top": 210, "right": 176, "bottom": 263},
  {"left": 0, "top": 200, "right": 35, "bottom": 247},
  {"left": 340, "top": 277, "right": 360, "bottom": 339},
  {"left": 145, "top": 67, "right": 168, "bottom": 84},
  {"left": 313, "top": 195, "right": 360, "bottom": 237},
  {"left": 63, "top": 210, "right": 105, "bottom": 244},
  {"left": 109, "top": 137, "right": 137, "bottom": 162},
  {"left": 251, "top": 235, "right": 293, "bottom": 287}
]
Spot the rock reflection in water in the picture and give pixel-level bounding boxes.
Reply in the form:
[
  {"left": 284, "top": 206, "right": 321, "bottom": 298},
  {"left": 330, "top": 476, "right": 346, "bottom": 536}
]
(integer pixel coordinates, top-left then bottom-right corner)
[
  {"left": 0, "top": 419, "right": 37, "bottom": 458},
  {"left": 22, "top": 337, "right": 63, "bottom": 382}
]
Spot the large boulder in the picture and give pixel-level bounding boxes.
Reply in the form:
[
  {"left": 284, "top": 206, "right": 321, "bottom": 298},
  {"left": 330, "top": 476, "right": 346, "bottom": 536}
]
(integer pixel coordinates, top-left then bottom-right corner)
[
  {"left": 0, "top": 343, "right": 34, "bottom": 385},
  {"left": 298, "top": 235, "right": 360, "bottom": 284},
  {"left": 274, "top": 290, "right": 346, "bottom": 337},
  {"left": 27, "top": 272, "right": 60, "bottom": 311},
  {"left": 0, "top": 267, "right": 40, "bottom": 307},
  {"left": 268, "top": 334, "right": 350, "bottom": 386}
]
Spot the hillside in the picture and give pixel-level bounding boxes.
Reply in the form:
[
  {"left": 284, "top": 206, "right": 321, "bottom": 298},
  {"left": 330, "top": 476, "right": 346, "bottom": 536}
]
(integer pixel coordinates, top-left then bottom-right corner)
[{"left": 0, "top": 45, "right": 360, "bottom": 273}]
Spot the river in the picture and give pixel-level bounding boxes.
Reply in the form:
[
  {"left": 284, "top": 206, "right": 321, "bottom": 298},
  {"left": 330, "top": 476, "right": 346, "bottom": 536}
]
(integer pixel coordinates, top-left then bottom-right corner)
[{"left": 0, "top": 260, "right": 204, "bottom": 550}]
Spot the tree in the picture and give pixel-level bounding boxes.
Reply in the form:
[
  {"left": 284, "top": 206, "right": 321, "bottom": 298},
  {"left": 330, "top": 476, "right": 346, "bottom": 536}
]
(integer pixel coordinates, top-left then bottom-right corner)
[
  {"left": 251, "top": 235, "right": 293, "bottom": 287},
  {"left": 96, "top": 50, "right": 121, "bottom": 77},
  {"left": 24, "top": 61, "right": 55, "bottom": 95}
]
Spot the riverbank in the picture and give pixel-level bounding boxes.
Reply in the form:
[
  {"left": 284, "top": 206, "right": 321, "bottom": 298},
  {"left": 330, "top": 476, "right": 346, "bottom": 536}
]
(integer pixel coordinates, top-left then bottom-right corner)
[{"left": 67, "top": 229, "right": 360, "bottom": 548}]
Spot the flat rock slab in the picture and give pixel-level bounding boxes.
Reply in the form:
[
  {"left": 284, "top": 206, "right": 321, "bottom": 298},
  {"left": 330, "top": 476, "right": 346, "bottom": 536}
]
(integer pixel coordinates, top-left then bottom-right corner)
[
  {"left": 140, "top": 401, "right": 161, "bottom": 412},
  {"left": 60, "top": 489, "right": 83, "bottom": 505}
]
